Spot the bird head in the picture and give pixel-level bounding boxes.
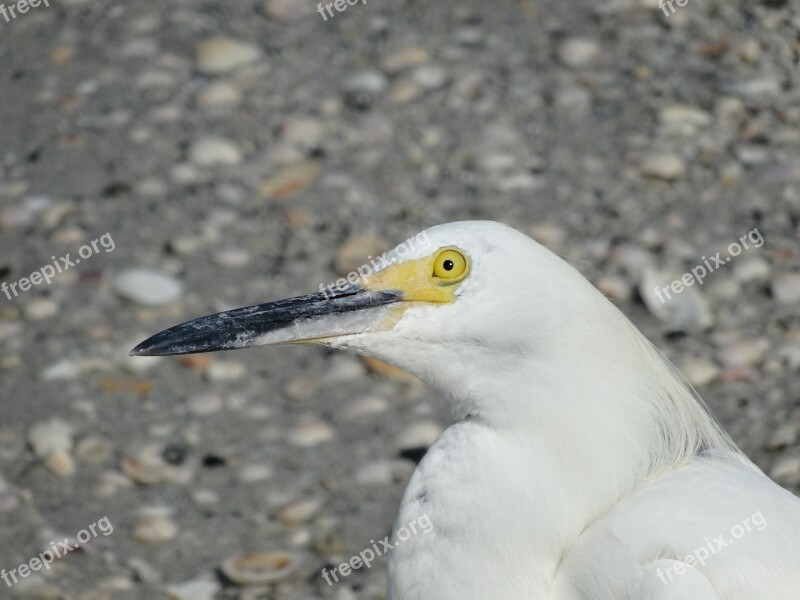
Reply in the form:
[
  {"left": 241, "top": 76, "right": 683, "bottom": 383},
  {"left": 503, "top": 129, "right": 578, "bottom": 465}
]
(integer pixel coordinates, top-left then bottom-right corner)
[{"left": 130, "top": 221, "right": 597, "bottom": 393}]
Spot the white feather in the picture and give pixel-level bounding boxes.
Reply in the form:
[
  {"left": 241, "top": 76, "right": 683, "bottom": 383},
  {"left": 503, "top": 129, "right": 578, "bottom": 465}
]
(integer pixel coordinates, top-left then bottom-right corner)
[{"left": 330, "top": 221, "right": 800, "bottom": 599}]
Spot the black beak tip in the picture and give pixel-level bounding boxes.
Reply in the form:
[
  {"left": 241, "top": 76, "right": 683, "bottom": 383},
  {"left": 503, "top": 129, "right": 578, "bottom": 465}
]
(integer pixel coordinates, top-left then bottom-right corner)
[
  {"left": 129, "top": 345, "right": 149, "bottom": 357},
  {"left": 129, "top": 328, "right": 193, "bottom": 357},
  {"left": 129, "top": 338, "right": 164, "bottom": 357}
]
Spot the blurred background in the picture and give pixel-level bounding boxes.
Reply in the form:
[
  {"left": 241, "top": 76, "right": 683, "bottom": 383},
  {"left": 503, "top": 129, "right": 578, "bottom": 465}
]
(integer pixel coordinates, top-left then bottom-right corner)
[{"left": 0, "top": 0, "right": 799, "bottom": 598}]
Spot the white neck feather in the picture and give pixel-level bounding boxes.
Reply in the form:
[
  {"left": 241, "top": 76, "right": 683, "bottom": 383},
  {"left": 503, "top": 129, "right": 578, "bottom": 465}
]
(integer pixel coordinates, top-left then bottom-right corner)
[{"left": 385, "top": 289, "right": 743, "bottom": 599}]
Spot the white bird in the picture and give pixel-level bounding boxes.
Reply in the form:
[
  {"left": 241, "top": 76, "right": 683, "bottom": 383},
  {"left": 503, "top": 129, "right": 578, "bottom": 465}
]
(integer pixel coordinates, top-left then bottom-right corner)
[{"left": 131, "top": 221, "right": 800, "bottom": 599}]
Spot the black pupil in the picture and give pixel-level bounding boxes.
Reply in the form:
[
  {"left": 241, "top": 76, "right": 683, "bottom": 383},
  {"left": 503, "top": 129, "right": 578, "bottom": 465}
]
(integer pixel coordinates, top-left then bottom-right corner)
[{"left": 443, "top": 259, "right": 454, "bottom": 271}]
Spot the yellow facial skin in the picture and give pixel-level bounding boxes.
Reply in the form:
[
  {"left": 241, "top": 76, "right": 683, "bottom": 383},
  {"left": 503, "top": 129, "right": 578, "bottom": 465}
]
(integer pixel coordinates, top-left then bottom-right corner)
[
  {"left": 292, "top": 248, "right": 471, "bottom": 345},
  {"left": 362, "top": 247, "right": 470, "bottom": 303}
]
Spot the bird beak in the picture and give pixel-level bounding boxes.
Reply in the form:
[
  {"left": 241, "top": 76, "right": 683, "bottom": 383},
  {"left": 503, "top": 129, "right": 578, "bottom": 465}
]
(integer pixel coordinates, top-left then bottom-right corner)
[
  {"left": 130, "top": 251, "right": 466, "bottom": 358},
  {"left": 129, "top": 283, "right": 403, "bottom": 357}
]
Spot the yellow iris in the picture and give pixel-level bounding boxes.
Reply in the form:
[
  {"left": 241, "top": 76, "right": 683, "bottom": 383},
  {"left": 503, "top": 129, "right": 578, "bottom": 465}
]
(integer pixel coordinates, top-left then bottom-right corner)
[{"left": 433, "top": 249, "right": 468, "bottom": 280}]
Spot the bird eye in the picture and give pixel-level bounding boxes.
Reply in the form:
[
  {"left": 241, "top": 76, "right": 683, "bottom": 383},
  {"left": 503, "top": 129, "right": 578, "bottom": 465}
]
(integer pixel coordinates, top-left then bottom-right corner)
[{"left": 432, "top": 249, "right": 467, "bottom": 280}]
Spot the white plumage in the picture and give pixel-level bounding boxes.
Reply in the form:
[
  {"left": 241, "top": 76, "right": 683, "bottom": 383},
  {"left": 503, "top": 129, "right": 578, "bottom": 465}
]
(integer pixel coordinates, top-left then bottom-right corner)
[
  {"left": 132, "top": 221, "right": 800, "bottom": 599},
  {"left": 338, "top": 222, "right": 800, "bottom": 599}
]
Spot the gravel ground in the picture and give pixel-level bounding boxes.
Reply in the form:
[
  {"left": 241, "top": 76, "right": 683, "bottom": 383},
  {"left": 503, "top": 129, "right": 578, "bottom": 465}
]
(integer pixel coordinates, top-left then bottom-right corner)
[{"left": 0, "top": 0, "right": 799, "bottom": 598}]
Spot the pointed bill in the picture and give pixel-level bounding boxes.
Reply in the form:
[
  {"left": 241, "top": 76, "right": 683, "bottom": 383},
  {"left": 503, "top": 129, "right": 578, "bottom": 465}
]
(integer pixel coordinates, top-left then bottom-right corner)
[{"left": 129, "top": 283, "right": 402, "bottom": 357}]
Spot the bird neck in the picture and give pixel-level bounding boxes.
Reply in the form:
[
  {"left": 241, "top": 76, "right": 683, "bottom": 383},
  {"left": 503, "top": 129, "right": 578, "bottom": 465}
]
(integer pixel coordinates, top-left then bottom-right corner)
[
  {"left": 383, "top": 296, "right": 742, "bottom": 597},
  {"left": 428, "top": 301, "right": 738, "bottom": 564}
]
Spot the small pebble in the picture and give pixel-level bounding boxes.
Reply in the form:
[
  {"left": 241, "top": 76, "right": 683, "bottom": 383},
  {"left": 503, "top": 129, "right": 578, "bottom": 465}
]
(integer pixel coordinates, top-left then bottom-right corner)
[
  {"left": 770, "top": 456, "right": 800, "bottom": 486},
  {"left": 766, "top": 424, "right": 797, "bottom": 450},
  {"left": 733, "top": 77, "right": 781, "bottom": 99},
  {"left": 772, "top": 273, "right": 800, "bottom": 305},
  {"left": 640, "top": 268, "right": 713, "bottom": 330},
  {"left": 128, "top": 557, "right": 162, "bottom": 584},
  {"left": 287, "top": 419, "right": 335, "bottom": 447},
  {"left": 133, "top": 515, "right": 178, "bottom": 544},
  {"left": 239, "top": 464, "right": 273, "bottom": 483},
  {"left": 609, "top": 244, "right": 655, "bottom": 279},
  {"left": 114, "top": 269, "right": 183, "bottom": 306},
  {"left": 191, "top": 489, "right": 220, "bottom": 505},
  {"left": 180, "top": 355, "right": 213, "bottom": 374},
  {"left": 263, "top": 0, "right": 312, "bottom": 21},
  {"left": 28, "top": 419, "right": 73, "bottom": 458},
  {"left": 323, "top": 356, "right": 368, "bottom": 382},
  {"left": 94, "top": 471, "right": 134, "bottom": 498},
  {"left": 283, "top": 377, "right": 318, "bottom": 402},
  {"left": 395, "top": 421, "right": 443, "bottom": 451},
  {"left": 736, "top": 39, "right": 761, "bottom": 63},
  {"left": 680, "top": 358, "right": 719, "bottom": 387},
  {"left": 555, "top": 86, "right": 592, "bottom": 116},
  {"left": 281, "top": 116, "right": 324, "bottom": 149},
  {"left": 342, "top": 70, "right": 388, "bottom": 108},
  {"left": 412, "top": 64, "right": 448, "bottom": 90},
  {"left": 344, "top": 395, "right": 390, "bottom": 419},
  {"left": 531, "top": 223, "right": 567, "bottom": 249},
  {"left": 196, "top": 37, "right": 262, "bottom": 75},
  {"left": 120, "top": 341, "right": 161, "bottom": 369},
  {"left": 719, "top": 163, "right": 743, "bottom": 188},
  {"left": 733, "top": 256, "right": 771, "bottom": 283},
  {"left": 122, "top": 446, "right": 177, "bottom": 485},
  {"left": 660, "top": 105, "right": 712, "bottom": 128},
  {"left": 777, "top": 341, "right": 800, "bottom": 371},
  {"left": 40, "top": 359, "right": 81, "bottom": 380},
  {"left": 75, "top": 437, "right": 114, "bottom": 465},
  {"left": 717, "top": 339, "right": 769, "bottom": 368},
  {"left": 197, "top": 81, "right": 242, "bottom": 109},
  {"left": 275, "top": 497, "right": 323, "bottom": 525},
  {"left": 382, "top": 47, "right": 430, "bottom": 74},
  {"left": 23, "top": 299, "right": 59, "bottom": 321},
  {"left": 221, "top": 552, "right": 303, "bottom": 586},
  {"left": 390, "top": 79, "right": 423, "bottom": 104},
  {"left": 167, "top": 579, "right": 221, "bottom": 600},
  {"left": 595, "top": 276, "right": 633, "bottom": 303},
  {"left": 259, "top": 161, "right": 322, "bottom": 200},
  {"left": 705, "top": 278, "right": 742, "bottom": 302},
  {"left": 189, "top": 136, "right": 243, "bottom": 167},
  {"left": 640, "top": 154, "right": 687, "bottom": 180},
  {"left": 188, "top": 394, "right": 224, "bottom": 416},
  {"left": 558, "top": 37, "right": 600, "bottom": 68},
  {"left": 101, "top": 576, "right": 137, "bottom": 591},
  {"left": 354, "top": 460, "right": 393, "bottom": 486},
  {"left": 44, "top": 450, "right": 76, "bottom": 477},
  {"left": 312, "top": 528, "right": 344, "bottom": 556},
  {"left": 206, "top": 361, "right": 246, "bottom": 382}
]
